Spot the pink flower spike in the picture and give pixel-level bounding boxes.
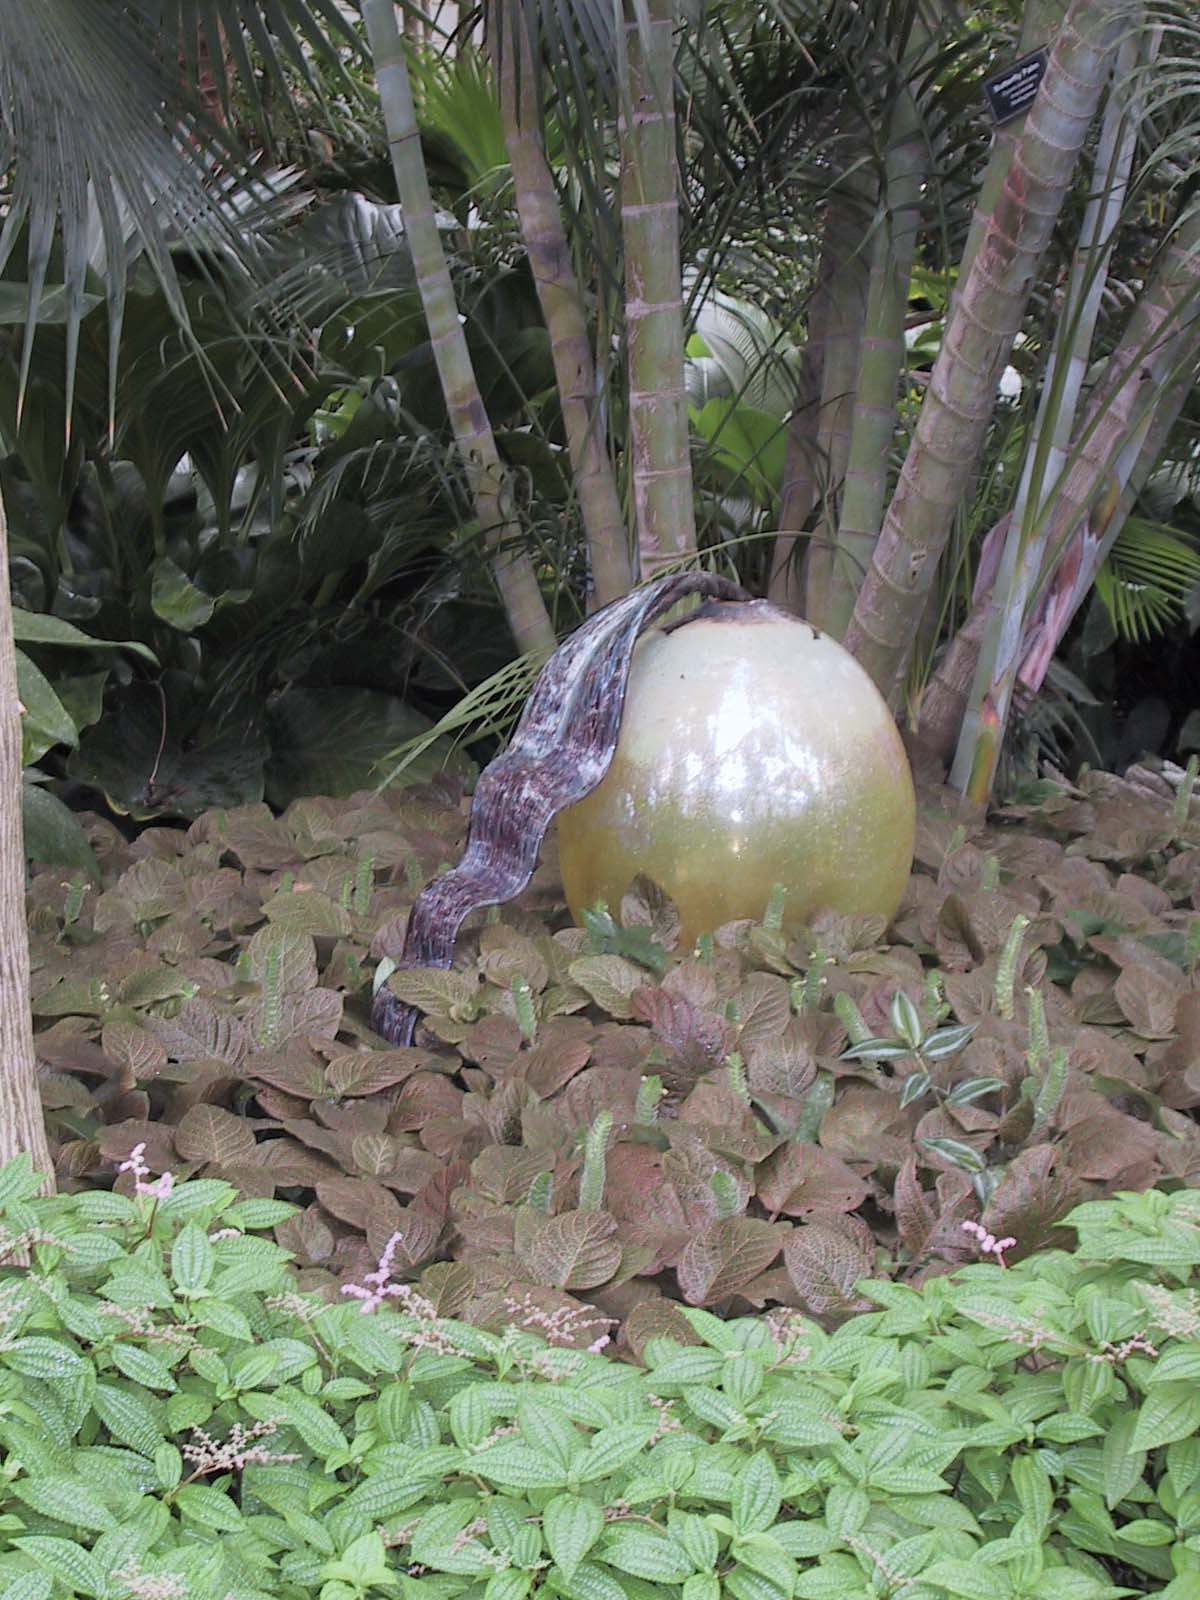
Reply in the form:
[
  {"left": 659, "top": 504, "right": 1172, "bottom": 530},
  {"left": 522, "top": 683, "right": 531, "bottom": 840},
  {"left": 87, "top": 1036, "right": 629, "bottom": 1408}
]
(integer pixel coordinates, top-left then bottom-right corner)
[
  {"left": 136, "top": 1172, "right": 174, "bottom": 1202},
  {"left": 119, "top": 1143, "right": 150, "bottom": 1181}
]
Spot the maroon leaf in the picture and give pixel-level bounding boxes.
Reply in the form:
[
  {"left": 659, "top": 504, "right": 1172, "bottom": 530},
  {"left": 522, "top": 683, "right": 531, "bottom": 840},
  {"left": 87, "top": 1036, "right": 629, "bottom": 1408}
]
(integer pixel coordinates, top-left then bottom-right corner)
[
  {"left": 676, "top": 1218, "right": 783, "bottom": 1306},
  {"left": 174, "top": 1105, "right": 257, "bottom": 1167},
  {"left": 783, "top": 1221, "right": 874, "bottom": 1319},
  {"left": 757, "top": 1142, "right": 868, "bottom": 1219},
  {"left": 513, "top": 1207, "right": 622, "bottom": 1290}
]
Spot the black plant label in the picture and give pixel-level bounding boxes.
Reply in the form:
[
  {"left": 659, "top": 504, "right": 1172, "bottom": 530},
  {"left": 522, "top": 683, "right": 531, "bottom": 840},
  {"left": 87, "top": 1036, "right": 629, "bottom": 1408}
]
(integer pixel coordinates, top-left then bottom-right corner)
[{"left": 983, "top": 48, "right": 1049, "bottom": 126}]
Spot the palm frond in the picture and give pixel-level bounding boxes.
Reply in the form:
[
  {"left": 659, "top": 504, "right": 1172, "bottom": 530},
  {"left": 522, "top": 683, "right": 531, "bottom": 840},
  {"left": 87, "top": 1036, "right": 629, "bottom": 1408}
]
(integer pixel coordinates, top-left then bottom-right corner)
[
  {"left": 146, "top": 0, "right": 363, "bottom": 127},
  {"left": 0, "top": 0, "right": 293, "bottom": 433},
  {"left": 376, "top": 647, "right": 544, "bottom": 785},
  {"left": 1096, "top": 515, "right": 1200, "bottom": 642}
]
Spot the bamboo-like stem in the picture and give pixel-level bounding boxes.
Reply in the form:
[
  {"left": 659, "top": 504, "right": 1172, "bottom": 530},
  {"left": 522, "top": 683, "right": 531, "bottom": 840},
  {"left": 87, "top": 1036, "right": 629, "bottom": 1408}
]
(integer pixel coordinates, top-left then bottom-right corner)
[
  {"left": 953, "top": 0, "right": 1069, "bottom": 297},
  {"left": 950, "top": 24, "right": 1147, "bottom": 798},
  {"left": 768, "top": 239, "right": 833, "bottom": 613},
  {"left": 494, "top": 8, "right": 633, "bottom": 607},
  {"left": 360, "top": 0, "right": 555, "bottom": 657},
  {"left": 827, "top": 17, "right": 932, "bottom": 640},
  {"left": 1014, "top": 214, "right": 1200, "bottom": 700},
  {"left": 804, "top": 175, "right": 872, "bottom": 628},
  {"left": 619, "top": 0, "right": 697, "bottom": 578},
  {"left": 916, "top": 210, "right": 1200, "bottom": 769},
  {"left": 0, "top": 479, "right": 53, "bottom": 1188},
  {"left": 843, "top": 0, "right": 1123, "bottom": 700}
]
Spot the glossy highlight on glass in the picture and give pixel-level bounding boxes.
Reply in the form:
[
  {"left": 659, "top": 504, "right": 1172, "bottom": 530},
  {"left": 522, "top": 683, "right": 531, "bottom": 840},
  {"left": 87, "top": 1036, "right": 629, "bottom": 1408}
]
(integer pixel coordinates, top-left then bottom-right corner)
[{"left": 557, "top": 602, "right": 916, "bottom": 945}]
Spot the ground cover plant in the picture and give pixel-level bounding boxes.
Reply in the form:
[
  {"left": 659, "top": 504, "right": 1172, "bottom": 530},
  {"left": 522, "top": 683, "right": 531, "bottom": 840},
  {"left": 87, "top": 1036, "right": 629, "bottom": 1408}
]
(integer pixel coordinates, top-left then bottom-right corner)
[
  {"left": 2, "top": 1159, "right": 1200, "bottom": 1598},
  {"left": 21, "top": 758, "right": 1200, "bottom": 1354}
]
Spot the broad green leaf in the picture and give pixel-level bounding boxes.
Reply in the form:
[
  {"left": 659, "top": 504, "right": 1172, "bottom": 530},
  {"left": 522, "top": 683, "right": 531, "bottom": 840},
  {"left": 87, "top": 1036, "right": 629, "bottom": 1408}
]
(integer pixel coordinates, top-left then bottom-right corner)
[
  {"left": 175, "top": 1482, "right": 244, "bottom": 1531},
  {"left": 2, "top": 1575, "right": 54, "bottom": 1600},
  {"left": 92, "top": 1382, "right": 165, "bottom": 1455},
  {"left": 1131, "top": 1382, "right": 1200, "bottom": 1452},
  {"left": 823, "top": 1485, "right": 870, "bottom": 1540},
  {"left": 667, "top": 1511, "right": 718, "bottom": 1572},
  {"left": 471, "top": 1442, "right": 570, "bottom": 1490},
  {"left": 12, "top": 1538, "right": 107, "bottom": 1599},
  {"left": 110, "top": 1343, "right": 178, "bottom": 1392},
  {"left": 555, "top": 1560, "right": 630, "bottom": 1600},
  {"left": 170, "top": 1222, "right": 215, "bottom": 1295},
  {"left": 922, "top": 1560, "right": 1014, "bottom": 1599},
  {"left": 11, "top": 1476, "right": 118, "bottom": 1532},
  {"left": 21, "top": 781, "right": 99, "bottom": 876},
  {"left": 17, "top": 648, "right": 77, "bottom": 762},
  {"left": 12, "top": 609, "right": 156, "bottom": 661},
  {"left": 732, "top": 1453, "right": 781, "bottom": 1536},
  {"left": 543, "top": 1495, "right": 604, "bottom": 1582},
  {"left": 1009, "top": 1455, "right": 1052, "bottom": 1537},
  {"left": 602, "top": 1529, "right": 694, "bottom": 1584},
  {"left": 244, "top": 1387, "right": 350, "bottom": 1460},
  {"left": 575, "top": 1425, "right": 656, "bottom": 1482},
  {"left": 486, "top": 1573, "right": 533, "bottom": 1600},
  {"left": 3, "top": 1337, "right": 86, "bottom": 1381}
]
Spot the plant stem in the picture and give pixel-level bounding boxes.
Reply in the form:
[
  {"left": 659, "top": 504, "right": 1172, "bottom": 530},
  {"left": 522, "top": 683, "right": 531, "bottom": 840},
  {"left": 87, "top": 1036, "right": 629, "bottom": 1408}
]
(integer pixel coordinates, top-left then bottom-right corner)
[
  {"left": 359, "top": 0, "right": 555, "bottom": 658},
  {"left": 495, "top": 8, "right": 633, "bottom": 607},
  {"left": 950, "top": 21, "right": 1148, "bottom": 799},
  {"left": 827, "top": 14, "right": 932, "bottom": 640},
  {"left": 1015, "top": 212, "right": 1200, "bottom": 700},
  {"left": 843, "top": 0, "right": 1124, "bottom": 700},
  {"left": 804, "top": 174, "right": 872, "bottom": 628},
  {"left": 619, "top": 0, "right": 697, "bottom": 578},
  {"left": 768, "top": 246, "right": 832, "bottom": 613}
]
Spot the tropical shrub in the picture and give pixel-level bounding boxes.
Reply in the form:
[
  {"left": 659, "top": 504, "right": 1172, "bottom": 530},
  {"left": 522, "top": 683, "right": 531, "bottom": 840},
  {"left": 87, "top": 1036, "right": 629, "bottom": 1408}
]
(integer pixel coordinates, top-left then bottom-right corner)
[
  {"left": 20, "top": 758, "right": 1200, "bottom": 1347},
  {"left": 2, "top": 1161, "right": 1200, "bottom": 1597}
]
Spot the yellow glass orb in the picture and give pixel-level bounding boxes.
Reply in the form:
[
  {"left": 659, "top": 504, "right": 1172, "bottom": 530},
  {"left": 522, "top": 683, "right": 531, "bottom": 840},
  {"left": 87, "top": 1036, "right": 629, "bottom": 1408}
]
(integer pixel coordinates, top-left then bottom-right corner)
[{"left": 557, "top": 602, "right": 915, "bottom": 946}]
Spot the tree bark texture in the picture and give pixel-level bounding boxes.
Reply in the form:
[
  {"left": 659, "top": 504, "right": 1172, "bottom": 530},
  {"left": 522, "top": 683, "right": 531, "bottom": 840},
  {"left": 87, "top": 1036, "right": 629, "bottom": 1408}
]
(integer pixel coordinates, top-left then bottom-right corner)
[
  {"left": 495, "top": 9, "right": 633, "bottom": 607},
  {"left": 360, "top": 0, "right": 556, "bottom": 657},
  {"left": 619, "top": 0, "right": 698, "bottom": 578},
  {"left": 950, "top": 23, "right": 1146, "bottom": 798},
  {"left": 0, "top": 480, "right": 53, "bottom": 1186},
  {"left": 843, "top": 0, "right": 1123, "bottom": 699}
]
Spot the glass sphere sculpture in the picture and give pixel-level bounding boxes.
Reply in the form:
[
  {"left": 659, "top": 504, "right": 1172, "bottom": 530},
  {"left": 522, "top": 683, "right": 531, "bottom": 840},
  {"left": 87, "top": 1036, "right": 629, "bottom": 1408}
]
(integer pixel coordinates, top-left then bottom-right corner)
[{"left": 557, "top": 601, "right": 915, "bottom": 945}]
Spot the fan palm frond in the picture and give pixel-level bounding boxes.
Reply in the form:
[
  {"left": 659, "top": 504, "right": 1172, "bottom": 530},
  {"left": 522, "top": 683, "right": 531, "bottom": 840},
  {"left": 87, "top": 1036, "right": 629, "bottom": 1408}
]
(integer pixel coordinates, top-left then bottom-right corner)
[
  {"left": 1096, "top": 515, "right": 1200, "bottom": 643},
  {"left": 146, "top": 0, "right": 361, "bottom": 125},
  {"left": 0, "top": 0, "right": 331, "bottom": 433}
]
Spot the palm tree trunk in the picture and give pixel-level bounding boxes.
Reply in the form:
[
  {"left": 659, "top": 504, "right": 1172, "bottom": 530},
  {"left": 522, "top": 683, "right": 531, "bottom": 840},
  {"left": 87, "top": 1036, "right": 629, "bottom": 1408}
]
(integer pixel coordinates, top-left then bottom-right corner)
[
  {"left": 495, "top": 9, "right": 633, "bottom": 607},
  {"left": 0, "top": 481, "right": 53, "bottom": 1186},
  {"left": 915, "top": 209, "right": 1200, "bottom": 766},
  {"left": 768, "top": 243, "right": 832, "bottom": 613},
  {"left": 842, "top": 0, "right": 1123, "bottom": 700},
  {"left": 950, "top": 23, "right": 1147, "bottom": 798},
  {"left": 827, "top": 19, "right": 932, "bottom": 640},
  {"left": 1015, "top": 212, "right": 1200, "bottom": 700},
  {"left": 619, "top": 0, "right": 697, "bottom": 578},
  {"left": 804, "top": 176, "right": 871, "bottom": 627},
  {"left": 953, "top": 0, "right": 1069, "bottom": 295},
  {"left": 360, "top": 0, "right": 555, "bottom": 657}
]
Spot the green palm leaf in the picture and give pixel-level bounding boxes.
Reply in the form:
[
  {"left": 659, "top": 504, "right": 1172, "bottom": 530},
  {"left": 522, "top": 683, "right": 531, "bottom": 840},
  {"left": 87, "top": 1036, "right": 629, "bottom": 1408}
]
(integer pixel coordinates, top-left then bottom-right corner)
[{"left": 1095, "top": 516, "right": 1200, "bottom": 644}]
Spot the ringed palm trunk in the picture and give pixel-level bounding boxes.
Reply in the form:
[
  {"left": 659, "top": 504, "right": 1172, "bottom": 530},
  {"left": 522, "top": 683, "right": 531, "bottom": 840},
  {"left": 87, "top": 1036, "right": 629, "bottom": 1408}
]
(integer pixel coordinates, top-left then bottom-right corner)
[
  {"left": 360, "top": 0, "right": 555, "bottom": 657},
  {"left": 950, "top": 23, "right": 1147, "bottom": 798},
  {"left": 1014, "top": 213, "right": 1200, "bottom": 699},
  {"left": 826, "top": 20, "right": 932, "bottom": 640},
  {"left": 0, "top": 481, "right": 53, "bottom": 1186},
  {"left": 915, "top": 210, "right": 1200, "bottom": 766},
  {"left": 842, "top": 0, "right": 1123, "bottom": 700},
  {"left": 619, "top": 0, "right": 697, "bottom": 578},
  {"left": 952, "top": 0, "right": 1070, "bottom": 296},
  {"left": 494, "top": 8, "right": 633, "bottom": 608}
]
